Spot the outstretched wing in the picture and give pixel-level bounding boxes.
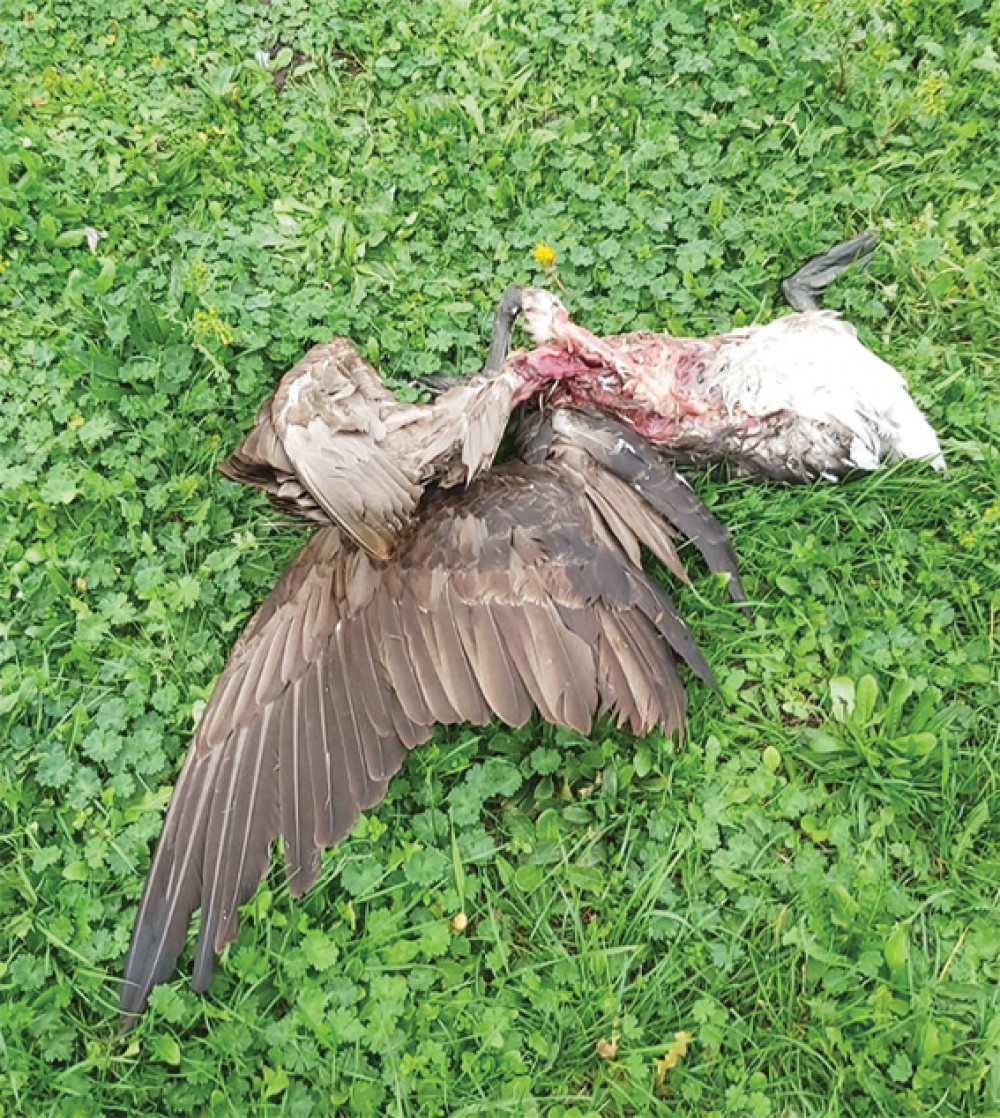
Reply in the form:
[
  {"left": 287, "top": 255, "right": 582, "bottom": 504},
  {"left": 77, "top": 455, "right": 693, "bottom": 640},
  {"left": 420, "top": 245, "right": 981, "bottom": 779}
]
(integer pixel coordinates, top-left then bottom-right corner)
[{"left": 121, "top": 460, "right": 717, "bottom": 1022}]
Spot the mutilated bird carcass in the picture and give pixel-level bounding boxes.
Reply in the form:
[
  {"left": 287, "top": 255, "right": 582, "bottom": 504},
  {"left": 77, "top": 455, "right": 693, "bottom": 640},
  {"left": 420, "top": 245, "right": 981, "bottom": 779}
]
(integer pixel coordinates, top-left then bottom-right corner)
[
  {"left": 120, "top": 288, "right": 744, "bottom": 1022},
  {"left": 511, "top": 232, "right": 945, "bottom": 481},
  {"left": 120, "top": 234, "right": 941, "bottom": 1022}
]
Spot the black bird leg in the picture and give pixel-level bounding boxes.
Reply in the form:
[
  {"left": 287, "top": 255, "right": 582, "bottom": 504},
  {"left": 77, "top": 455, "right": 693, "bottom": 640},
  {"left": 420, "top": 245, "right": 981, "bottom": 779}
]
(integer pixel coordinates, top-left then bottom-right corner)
[
  {"left": 416, "top": 285, "right": 524, "bottom": 395},
  {"left": 485, "top": 285, "right": 524, "bottom": 371},
  {"left": 782, "top": 230, "right": 879, "bottom": 311}
]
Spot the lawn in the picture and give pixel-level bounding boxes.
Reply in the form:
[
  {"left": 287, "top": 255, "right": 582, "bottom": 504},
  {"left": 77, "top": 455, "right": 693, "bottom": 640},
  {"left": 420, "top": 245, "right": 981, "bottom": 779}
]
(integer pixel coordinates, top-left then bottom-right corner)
[{"left": 1, "top": 0, "right": 999, "bottom": 1114}]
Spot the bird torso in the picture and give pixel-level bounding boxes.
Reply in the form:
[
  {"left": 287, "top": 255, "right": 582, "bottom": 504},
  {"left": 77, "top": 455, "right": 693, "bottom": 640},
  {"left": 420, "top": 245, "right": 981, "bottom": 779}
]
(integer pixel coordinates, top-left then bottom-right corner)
[{"left": 521, "top": 311, "right": 942, "bottom": 481}]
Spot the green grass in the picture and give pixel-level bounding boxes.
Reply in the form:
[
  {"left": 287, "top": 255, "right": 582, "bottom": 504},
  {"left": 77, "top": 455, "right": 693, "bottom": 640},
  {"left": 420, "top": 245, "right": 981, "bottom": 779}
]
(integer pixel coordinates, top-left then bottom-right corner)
[{"left": 1, "top": 0, "right": 999, "bottom": 1113}]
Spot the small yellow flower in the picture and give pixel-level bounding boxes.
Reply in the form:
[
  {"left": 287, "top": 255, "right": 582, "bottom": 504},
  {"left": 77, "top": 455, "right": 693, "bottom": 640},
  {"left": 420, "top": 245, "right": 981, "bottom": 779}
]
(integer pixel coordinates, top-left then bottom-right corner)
[
  {"left": 193, "top": 308, "right": 235, "bottom": 347},
  {"left": 915, "top": 70, "right": 947, "bottom": 116},
  {"left": 532, "top": 242, "right": 557, "bottom": 269}
]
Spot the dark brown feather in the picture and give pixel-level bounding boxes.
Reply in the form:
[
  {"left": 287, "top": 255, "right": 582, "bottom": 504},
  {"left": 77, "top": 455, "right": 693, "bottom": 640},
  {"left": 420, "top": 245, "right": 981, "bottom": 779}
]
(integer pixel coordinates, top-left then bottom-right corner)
[
  {"left": 122, "top": 455, "right": 730, "bottom": 1022},
  {"left": 530, "top": 409, "right": 746, "bottom": 601}
]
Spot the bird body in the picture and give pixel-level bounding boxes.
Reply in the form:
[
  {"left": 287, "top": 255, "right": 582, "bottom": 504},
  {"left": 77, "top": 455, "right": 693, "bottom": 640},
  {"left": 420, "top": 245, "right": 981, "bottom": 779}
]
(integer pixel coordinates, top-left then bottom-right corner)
[
  {"left": 120, "top": 234, "right": 942, "bottom": 1022},
  {"left": 512, "top": 305, "right": 944, "bottom": 482},
  {"left": 516, "top": 235, "right": 944, "bottom": 481},
  {"left": 709, "top": 311, "right": 944, "bottom": 472}
]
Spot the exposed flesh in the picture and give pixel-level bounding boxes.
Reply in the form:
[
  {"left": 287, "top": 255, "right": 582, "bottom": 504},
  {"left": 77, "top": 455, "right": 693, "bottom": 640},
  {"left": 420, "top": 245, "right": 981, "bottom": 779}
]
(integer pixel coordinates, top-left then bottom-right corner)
[{"left": 510, "top": 290, "right": 944, "bottom": 480}]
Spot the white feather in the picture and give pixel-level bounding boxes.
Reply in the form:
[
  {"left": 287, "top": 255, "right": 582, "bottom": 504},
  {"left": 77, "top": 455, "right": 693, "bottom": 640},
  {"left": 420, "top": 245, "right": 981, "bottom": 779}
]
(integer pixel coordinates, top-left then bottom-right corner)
[
  {"left": 521, "top": 289, "right": 563, "bottom": 345},
  {"left": 714, "top": 312, "right": 944, "bottom": 471}
]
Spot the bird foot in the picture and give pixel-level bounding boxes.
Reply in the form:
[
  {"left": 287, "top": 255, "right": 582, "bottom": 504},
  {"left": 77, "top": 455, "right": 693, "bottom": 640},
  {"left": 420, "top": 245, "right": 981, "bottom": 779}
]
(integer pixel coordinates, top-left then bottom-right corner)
[{"left": 782, "top": 230, "right": 879, "bottom": 311}]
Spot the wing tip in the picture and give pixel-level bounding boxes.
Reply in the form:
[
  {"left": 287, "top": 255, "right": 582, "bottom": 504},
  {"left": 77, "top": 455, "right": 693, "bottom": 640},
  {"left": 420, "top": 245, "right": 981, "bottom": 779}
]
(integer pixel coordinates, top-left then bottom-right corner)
[{"left": 118, "top": 980, "right": 149, "bottom": 1027}]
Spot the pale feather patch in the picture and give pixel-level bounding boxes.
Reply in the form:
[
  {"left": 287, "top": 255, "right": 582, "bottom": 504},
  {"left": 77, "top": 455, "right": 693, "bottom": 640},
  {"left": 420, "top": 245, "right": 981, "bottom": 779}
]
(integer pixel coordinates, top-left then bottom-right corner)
[{"left": 717, "top": 312, "right": 944, "bottom": 471}]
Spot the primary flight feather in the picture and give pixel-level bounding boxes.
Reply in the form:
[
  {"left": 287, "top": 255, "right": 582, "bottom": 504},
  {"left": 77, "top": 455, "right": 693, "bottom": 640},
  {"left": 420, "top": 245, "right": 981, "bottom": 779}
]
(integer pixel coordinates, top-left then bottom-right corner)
[{"left": 120, "top": 306, "right": 741, "bottom": 1022}]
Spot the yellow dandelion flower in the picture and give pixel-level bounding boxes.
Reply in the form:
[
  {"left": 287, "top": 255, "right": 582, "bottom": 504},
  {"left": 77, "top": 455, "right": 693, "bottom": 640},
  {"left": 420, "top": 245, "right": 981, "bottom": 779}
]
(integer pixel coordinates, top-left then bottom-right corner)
[{"left": 532, "top": 242, "right": 557, "bottom": 269}]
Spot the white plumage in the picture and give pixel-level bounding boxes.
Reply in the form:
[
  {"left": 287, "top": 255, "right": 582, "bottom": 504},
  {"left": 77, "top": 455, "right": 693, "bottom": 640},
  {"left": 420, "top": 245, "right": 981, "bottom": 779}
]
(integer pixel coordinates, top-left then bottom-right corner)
[
  {"left": 713, "top": 311, "right": 945, "bottom": 473},
  {"left": 514, "top": 238, "right": 945, "bottom": 483}
]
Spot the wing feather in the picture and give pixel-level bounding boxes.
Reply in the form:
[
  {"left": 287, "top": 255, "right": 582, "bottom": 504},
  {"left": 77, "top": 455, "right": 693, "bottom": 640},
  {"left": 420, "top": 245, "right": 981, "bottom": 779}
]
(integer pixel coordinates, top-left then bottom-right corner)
[
  {"left": 375, "top": 592, "right": 436, "bottom": 730},
  {"left": 279, "top": 682, "right": 318, "bottom": 894},
  {"left": 597, "top": 610, "right": 659, "bottom": 731},
  {"left": 212, "top": 720, "right": 279, "bottom": 951},
  {"left": 325, "top": 626, "right": 383, "bottom": 812},
  {"left": 548, "top": 410, "right": 745, "bottom": 600},
  {"left": 282, "top": 423, "right": 420, "bottom": 560},
  {"left": 226, "top": 342, "right": 520, "bottom": 556},
  {"left": 451, "top": 591, "right": 533, "bottom": 727},
  {"left": 617, "top": 612, "right": 687, "bottom": 735},
  {"left": 301, "top": 659, "right": 337, "bottom": 850},
  {"left": 591, "top": 612, "right": 640, "bottom": 729},
  {"left": 397, "top": 589, "right": 458, "bottom": 724},
  {"left": 122, "top": 458, "right": 728, "bottom": 1022},
  {"left": 428, "top": 595, "right": 491, "bottom": 724}
]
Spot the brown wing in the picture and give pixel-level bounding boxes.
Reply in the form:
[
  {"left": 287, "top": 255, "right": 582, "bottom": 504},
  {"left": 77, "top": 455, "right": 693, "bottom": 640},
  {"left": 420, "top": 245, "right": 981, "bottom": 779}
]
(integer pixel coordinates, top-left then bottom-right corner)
[
  {"left": 220, "top": 340, "right": 422, "bottom": 545},
  {"left": 517, "top": 408, "right": 746, "bottom": 600},
  {"left": 409, "top": 370, "right": 518, "bottom": 487},
  {"left": 120, "top": 461, "right": 715, "bottom": 1021},
  {"left": 273, "top": 339, "right": 424, "bottom": 557},
  {"left": 220, "top": 339, "right": 519, "bottom": 554}
]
